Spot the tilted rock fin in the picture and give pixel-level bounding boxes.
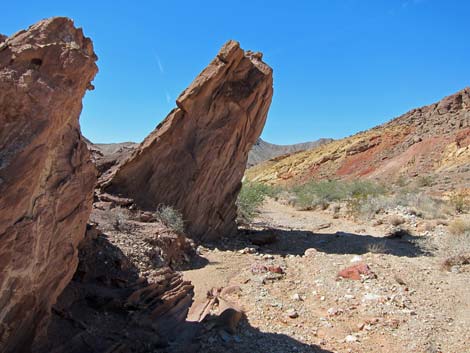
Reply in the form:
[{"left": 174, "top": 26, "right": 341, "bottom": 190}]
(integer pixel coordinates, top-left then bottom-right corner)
[{"left": 106, "top": 40, "right": 273, "bottom": 240}]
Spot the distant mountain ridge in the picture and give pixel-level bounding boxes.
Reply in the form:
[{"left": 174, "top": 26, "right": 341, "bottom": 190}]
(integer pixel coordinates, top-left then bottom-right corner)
[
  {"left": 247, "top": 138, "right": 334, "bottom": 167},
  {"left": 84, "top": 137, "right": 334, "bottom": 170}
]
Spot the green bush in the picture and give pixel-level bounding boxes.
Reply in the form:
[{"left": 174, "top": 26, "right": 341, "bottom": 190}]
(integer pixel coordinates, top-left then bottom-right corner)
[
  {"left": 154, "top": 205, "right": 185, "bottom": 233},
  {"left": 416, "top": 175, "right": 435, "bottom": 187},
  {"left": 290, "top": 179, "right": 387, "bottom": 211},
  {"left": 236, "top": 182, "right": 277, "bottom": 223},
  {"left": 449, "top": 192, "right": 469, "bottom": 214}
]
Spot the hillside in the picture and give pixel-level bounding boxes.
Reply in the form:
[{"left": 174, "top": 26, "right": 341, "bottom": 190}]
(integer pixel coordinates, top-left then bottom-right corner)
[
  {"left": 247, "top": 138, "right": 333, "bottom": 167},
  {"left": 247, "top": 88, "right": 470, "bottom": 191}
]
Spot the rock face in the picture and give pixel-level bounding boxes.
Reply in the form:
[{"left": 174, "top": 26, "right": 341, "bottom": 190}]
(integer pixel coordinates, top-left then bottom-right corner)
[
  {"left": 106, "top": 40, "right": 273, "bottom": 240},
  {"left": 0, "top": 18, "right": 97, "bottom": 352}
]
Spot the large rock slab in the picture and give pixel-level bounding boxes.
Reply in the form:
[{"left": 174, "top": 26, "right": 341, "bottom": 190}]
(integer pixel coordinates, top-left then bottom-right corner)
[
  {"left": 0, "top": 17, "right": 97, "bottom": 352},
  {"left": 106, "top": 40, "right": 273, "bottom": 240}
]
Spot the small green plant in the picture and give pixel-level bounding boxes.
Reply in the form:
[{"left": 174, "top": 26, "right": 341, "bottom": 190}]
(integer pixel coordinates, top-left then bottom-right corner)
[
  {"left": 416, "top": 175, "right": 434, "bottom": 188},
  {"left": 291, "top": 179, "right": 387, "bottom": 212},
  {"left": 395, "top": 175, "right": 408, "bottom": 188},
  {"left": 236, "top": 182, "right": 277, "bottom": 223},
  {"left": 449, "top": 192, "right": 469, "bottom": 214},
  {"left": 154, "top": 205, "right": 185, "bottom": 233}
]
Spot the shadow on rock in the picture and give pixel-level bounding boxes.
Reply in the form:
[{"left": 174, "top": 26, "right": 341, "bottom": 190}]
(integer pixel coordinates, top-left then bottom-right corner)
[{"left": 33, "top": 226, "right": 194, "bottom": 353}]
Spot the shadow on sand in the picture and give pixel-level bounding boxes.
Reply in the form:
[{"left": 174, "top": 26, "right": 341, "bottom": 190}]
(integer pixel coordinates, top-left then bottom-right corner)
[
  {"left": 37, "top": 232, "right": 331, "bottom": 353},
  {"left": 203, "top": 225, "right": 431, "bottom": 258}
]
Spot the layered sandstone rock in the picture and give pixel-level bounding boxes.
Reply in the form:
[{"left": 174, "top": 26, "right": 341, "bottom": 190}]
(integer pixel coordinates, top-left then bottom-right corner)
[
  {"left": 106, "top": 40, "right": 273, "bottom": 240},
  {"left": 0, "top": 18, "right": 97, "bottom": 352},
  {"left": 35, "top": 226, "right": 194, "bottom": 353}
]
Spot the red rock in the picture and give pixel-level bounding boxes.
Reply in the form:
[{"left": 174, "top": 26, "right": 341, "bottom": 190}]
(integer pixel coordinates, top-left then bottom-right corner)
[
  {"left": 105, "top": 40, "right": 273, "bottom": 241},
  {"left": 267, "top": 265, "right": 284, "bottom": 274},
  {"left": 0, "top": 17, "right": 97, "bottom": 352},
  {"left": 337, "top": 263, "right": 374, "bottom": 280}
]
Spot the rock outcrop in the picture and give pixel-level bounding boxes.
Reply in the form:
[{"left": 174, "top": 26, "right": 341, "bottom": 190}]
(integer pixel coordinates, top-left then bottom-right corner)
[
  {"left": 0, "top": 18, "right": 97, "bottom": 352},
  {"left": 34, "top": 226, "right": 194, "bottom": 353},
  {"left": 106, "top": 40, "right": 273, "bottom": 240}
]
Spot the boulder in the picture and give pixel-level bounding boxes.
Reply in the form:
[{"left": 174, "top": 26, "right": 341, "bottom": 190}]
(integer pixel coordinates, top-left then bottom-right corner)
[
  {"left": 105, "top": 40, "right": 273, "bottom": 240},
  {"left": 0, "top": 17, "right": 97, "bottom": 352}
]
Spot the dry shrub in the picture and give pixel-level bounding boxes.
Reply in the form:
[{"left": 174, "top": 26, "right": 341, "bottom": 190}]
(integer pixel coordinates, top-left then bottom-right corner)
[
  {"left": 448, "top": 218, "right": 470, "bottom": 235},
  {"left": 389, "top": 215, "right": 405, "bottom": 226},
  {"left": 367, "top": 242, "right": 387, "bottom": 254},
  {"left": 442, "top": 254, "right": 470, "bottom": 271},
  {"left": 440, "top": 217, "right": 470, "bottom": 271},
  {"left": 154, "top": 205, "right": 185, "bottom": 233},
  {"left": 112, "top": 208, "right": 134, "bottom": 233}
]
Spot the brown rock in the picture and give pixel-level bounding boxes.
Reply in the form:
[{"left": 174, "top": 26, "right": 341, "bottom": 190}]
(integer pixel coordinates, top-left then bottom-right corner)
[
  {"left": 0, "top": 17, "right": 97, "bottom": 352},
  {"left": 105, "top": 40, "right": 273, "bottom": 240}
]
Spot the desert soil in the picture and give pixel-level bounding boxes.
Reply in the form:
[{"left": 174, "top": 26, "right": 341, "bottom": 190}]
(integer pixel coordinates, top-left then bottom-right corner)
[{"left": 182, "top": 199, "right": 470, "bottom": 353}]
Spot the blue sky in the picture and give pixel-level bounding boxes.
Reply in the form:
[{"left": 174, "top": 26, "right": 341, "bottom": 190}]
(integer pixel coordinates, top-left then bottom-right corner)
[{"left": 3, "top": 1, "right": 470, "bottom": 144}]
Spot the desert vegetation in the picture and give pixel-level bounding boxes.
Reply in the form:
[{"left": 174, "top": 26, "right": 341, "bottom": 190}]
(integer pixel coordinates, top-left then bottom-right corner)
[
  {"left": 154, "top": 205, "right": 185, "bottom": 233},
  {"left": 236, "top": 182, "right": 279, "bottom": 222},
  {"left": 238, "top": 177, "right": 466, "bottom": 224}
]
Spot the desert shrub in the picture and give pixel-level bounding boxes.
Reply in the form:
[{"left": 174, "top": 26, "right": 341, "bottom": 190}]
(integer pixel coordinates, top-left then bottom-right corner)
[
  {"left": 449, "top": 192, "right": 469, "bottom": 214},
  {"left": 395, "top": 175, "right": 408, "bottom": 187},
  {"left": 448, "top": 218, "right": 470, "bottom": 235},
  {"left": 344, "top": 189, "right": 452, "bottom": 220},
  {"left": 391, "top": 192, "right": 451, "bottom": 219},
  {"left": 389, "top": 215, "right": 405, "bottom": 226},
  {"left": 291, "top": 179, "right": 387, "bottom": 211},
  {"left": 112, "top": 208, "right": 134, "bottom": 233},
  {"left": 236, "top": 182, "right": 277, "bottom": 222},
  {"left": 154, "top": 205, "right": 185, "bottom": 233},
  {"left": 415, "top": 175, "right": 435, "bottom": 187},
  {"left": 440, "top": 217, "right": 470, "bottom": 270}
]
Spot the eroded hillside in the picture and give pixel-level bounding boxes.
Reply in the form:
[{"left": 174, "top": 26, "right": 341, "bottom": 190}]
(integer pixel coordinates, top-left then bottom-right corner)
[{"left": 247, "top": 88, "right": 470, "bottom": 192}]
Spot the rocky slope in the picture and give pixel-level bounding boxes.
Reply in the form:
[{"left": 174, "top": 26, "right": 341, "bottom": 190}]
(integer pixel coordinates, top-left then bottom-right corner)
[
  {"left": 247, "top": 138, "right": 333, "bottom": 167},
  {"left": 0, "top": 18, "right": 97, "bottom": 352},
  {"left": 105, "top": 40, "right": 274, "bottom": 241},
  {"left": 247, "top": 88, "right": 470, "bottom": 191}
]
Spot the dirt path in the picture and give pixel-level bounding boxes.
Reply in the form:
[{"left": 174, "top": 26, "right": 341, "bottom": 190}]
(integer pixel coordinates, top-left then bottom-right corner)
[{"left": 182, "top": 199, "right": 470, "bottom": 353}]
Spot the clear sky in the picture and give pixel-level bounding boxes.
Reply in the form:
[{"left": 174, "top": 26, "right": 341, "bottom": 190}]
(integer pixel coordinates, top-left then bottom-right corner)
[{"left": 3, "top": 1, "right": 470, "bottom": 144}]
